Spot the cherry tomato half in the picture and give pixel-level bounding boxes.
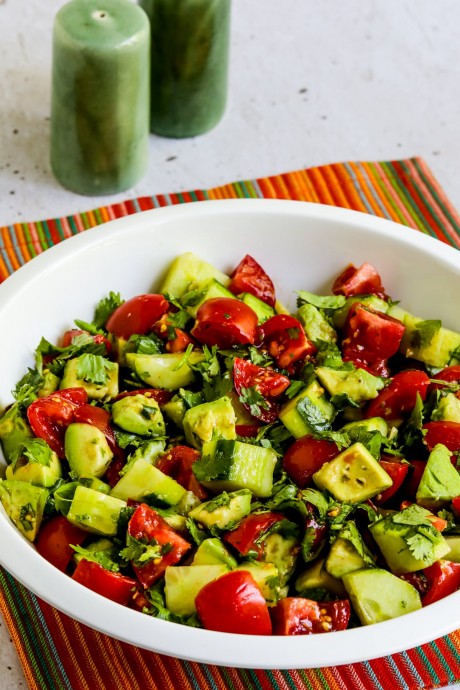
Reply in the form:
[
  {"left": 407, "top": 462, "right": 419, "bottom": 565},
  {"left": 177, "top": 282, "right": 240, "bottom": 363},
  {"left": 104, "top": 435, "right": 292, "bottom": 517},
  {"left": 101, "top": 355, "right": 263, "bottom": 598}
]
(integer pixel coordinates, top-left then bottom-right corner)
[
  {"left": 282, "top": 435, "right": 339, "bottom": 488},
  {"left": 72, "top": 560, "right": 137, "bottom": 606},
  {"left": 331, "top": 262, "right": 387, "bottom": 299},
  {"left": 233, "top": 357, "right": 290, "bottom": 423},
  {"left": 422, "top": 560, "right": 460, "bottom": 606},
  {"left": 229, "top": 254, "right": 276, "bottom": 307},
  {"left": 156, "top": 445, "right": 208, "bottom": 500},
  {"left": 376, "top": 458, "right": 409, "bottom": 504},
  {"left": 423, "top": 421, "right": 460, "bottom": 454},
  {"left": 105, "top": 294, "right": 169, "bottom": 339},
  {"left": 270, "top": 597, "right": 351, "bottom": 635},
  {"left": 152, "top": 313, "right": 196, "bottom": 353},
  {"left": 127, "top": 504, "right": 191, "bottom": 587},
  {"left": 224, "top": 512, "right": 284, "bottom": 558},
  {"left": 27, "top": 388, "right": 88, "bottom": 457},
  {"left": 191, "top": 297, "right": 258, "bottom": 348},
  {"left": 342, "top": 304, "right": 405, "bottom": 364},
  {"left": 430, "top": 365, "right": 460, "bottom": 399},
  {"left": 61, "top": 328, "right": 112, "bottom": 354},
  {"left": 35, "top": 515, "right": 87, "bottom": 572},
  {"left": 195, "top": 570, "right": 272, "bottom": 635},
  {"left": 257, "top": 315, "right": 316, "bottom": 370},
  {"left": 364, "top": 370, "right": 430, "bottom": 421}
]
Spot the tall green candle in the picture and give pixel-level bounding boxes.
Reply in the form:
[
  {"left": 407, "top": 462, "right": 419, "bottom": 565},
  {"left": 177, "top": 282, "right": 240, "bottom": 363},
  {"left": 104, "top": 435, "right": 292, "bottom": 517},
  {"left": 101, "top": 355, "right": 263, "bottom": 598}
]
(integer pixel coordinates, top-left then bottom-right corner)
[
  {"left": 50, "top": 0, "right": 150, "bottom": 196},
  {"left": 139, "top": 0, "right": 231, "bottom": 138}
]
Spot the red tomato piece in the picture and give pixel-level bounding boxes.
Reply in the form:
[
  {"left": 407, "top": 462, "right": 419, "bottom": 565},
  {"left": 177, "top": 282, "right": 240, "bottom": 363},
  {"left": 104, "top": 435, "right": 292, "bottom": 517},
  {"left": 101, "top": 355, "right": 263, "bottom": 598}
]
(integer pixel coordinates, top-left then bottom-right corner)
[
  {"left": 127, "top": 504, "right": 191, "bottom": 587},
  {"left": 72, "top": 560, "right": 137, "bottom": 606},
  {"left": 228, "top": 254, "right": 276, "bottom": 307},
  {"left": 364, "top": 370, "right": 430, "bottom": 421},
  {"left": 282, "top": 435, "right": 339, "bottom": 488},
  {"left": 235, "top": 423, "right": 261, "bottom": 438},
  {"left": 35, "top": 516, "right": 87, "bottom": 572},
  {"left": 232, "top": 357, "right": 290, "bottom": 424},
  {"left": 61, "top": 328, "right": 112, "bottom": 354},
  {"left": 152, "top": 313, "right": 196, "bottom": 354},
  {"left": 375, "top": 458, "right": 409, "bottom": 504},
  {"left": 195, "top": 570, "right": 272, "bottom": 635},
  {"left": 430, "top": 365, "right": 460, "bottom": 398},
  {"left": 257, "top": 315, "right": 316, "bottom": 370},
  {"left": 342, "top": 304, "right": 405, "bottom": 365},
  {"left": 104, "top": 453, "right": 127, "bottom": 488},
  {"left": 105, "top": 294, "right": 169, "bottom": 339},
  {"left": 399, "top": 571, "right": 429, "bottom": 597},
  {"left": 115, "top": 388, "right": 173, "bottom": 405},
  {"left": 423, "top": 421, "right": 460, "bottom": 454},
  {"left": 331, "top": 262, "right": 387, "bottom": 299},
  {"left": 422, "top": 560, "right": 460, "bottom": 606},
  {"left": 73, "top": 403, "right": 117, "bottom": 450},
  {"left": 191, "top": 297, "right": 258, "bottom": 349},
  {"left": 270, "top": 597, "right": 351, "bottom": 635},
  {"left": 452, "top": 496, "right": 460, "bottom": 518},
  {"left": 224, "top": 512, "right": 285, "bottom": 558},
  {"left": 27, "top": 388, "right": 88, "bottom": 457},
  {"left": 156, "top": 445, "right": 208, "bottom": 500}
]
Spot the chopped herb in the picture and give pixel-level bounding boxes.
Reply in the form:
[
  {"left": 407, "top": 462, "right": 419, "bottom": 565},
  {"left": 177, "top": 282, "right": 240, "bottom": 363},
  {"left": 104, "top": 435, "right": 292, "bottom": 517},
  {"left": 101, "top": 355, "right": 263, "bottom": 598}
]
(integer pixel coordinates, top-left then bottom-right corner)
[
  {"left": 411, "top": 320, "right": 442, "bottom": 349},
  {"left": 296, "top": 291, "right": 346, "bottom": 310},
  {"left": 76, "top": 354, "right": 114, "bottom": 385},
  {"left": 238, "top": 386, "right": 269, "bottom": 417}
]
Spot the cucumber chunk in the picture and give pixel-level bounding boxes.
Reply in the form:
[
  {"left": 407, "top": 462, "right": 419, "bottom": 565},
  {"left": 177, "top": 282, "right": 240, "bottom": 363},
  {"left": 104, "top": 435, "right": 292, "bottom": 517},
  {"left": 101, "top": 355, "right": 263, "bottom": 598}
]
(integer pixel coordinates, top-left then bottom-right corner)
[
  {"left": 66, "top": 486, "right": 127, "bottom": 536},
  {"left": 110, "top": 457, "right": 186, "bottom": 506},
  {"left": 194, "top": 438, "right": 277, "bottom": 498},
  {"left": 192, "top": 537, "right": 238, "bottom": 568},
  {"left": 165, "top": 564, "right": 229, "bottom": 615},
  {"left": 160, "top": 252, "right": 230, "bottom": 299},
  {"left": 342, "top": 568, "right": 422, "bottom": 625},
  {"left": 189, "top": 489, "right": 251, "bottom": 531}
]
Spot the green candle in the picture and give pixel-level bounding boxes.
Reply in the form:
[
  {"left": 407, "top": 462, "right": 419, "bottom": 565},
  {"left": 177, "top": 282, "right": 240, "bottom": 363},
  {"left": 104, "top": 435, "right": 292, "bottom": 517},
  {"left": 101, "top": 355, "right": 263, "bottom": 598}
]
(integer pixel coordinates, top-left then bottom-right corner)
[
  {"left": 50, "top": 0, "right": 150, "bottom": 196},
  {"left": 139, "top": 0, "right": 231, "bottom": 138}
]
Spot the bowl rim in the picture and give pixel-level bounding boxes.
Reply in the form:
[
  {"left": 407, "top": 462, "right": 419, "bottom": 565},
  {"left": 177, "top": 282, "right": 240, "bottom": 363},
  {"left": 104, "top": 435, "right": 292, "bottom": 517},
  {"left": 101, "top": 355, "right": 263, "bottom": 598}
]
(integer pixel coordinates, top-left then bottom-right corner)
[{"left": 1, "top": 198, "right": 460, "bottom": 670}]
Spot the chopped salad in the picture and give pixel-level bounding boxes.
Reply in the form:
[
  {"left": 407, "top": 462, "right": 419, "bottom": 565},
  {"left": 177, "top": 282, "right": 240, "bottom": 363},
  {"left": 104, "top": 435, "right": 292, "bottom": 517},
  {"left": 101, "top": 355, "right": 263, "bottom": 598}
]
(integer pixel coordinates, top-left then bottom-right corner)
[{"left": 1, "top": 251, "right": 460, "bottom": 636}]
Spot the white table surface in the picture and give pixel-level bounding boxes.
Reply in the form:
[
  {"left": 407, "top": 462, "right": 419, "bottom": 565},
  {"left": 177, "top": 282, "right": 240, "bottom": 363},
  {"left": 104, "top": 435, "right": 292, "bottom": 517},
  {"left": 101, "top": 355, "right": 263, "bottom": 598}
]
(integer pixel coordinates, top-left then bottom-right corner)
[{"left": 1, "top": 1, "right": 460, "bottom": 688}]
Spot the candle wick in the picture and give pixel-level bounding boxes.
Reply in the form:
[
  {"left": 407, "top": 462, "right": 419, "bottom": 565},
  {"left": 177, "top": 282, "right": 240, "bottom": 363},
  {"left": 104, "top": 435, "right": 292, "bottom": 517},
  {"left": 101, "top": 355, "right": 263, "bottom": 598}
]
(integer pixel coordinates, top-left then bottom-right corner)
[{"left": 92, "top": 10, "right": 108, "bottom": 20}]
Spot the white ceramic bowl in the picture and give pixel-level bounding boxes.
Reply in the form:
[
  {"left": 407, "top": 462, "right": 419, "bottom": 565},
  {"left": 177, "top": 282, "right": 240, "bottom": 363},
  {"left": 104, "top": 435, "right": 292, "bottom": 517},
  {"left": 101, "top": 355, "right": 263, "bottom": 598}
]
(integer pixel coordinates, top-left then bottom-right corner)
[{"left": 0, "top": 199, "right": 459, "bottom": 669}]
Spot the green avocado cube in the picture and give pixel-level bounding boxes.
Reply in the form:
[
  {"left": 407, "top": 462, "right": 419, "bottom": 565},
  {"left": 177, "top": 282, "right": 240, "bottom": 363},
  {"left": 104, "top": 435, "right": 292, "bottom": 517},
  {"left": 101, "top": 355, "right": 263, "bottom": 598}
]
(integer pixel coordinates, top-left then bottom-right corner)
[
  {"left": 111, "top": 394, "right": 165, "bottom": 437},
  {"left": 312, "top": 442, "right": 393, "bottom": 503},
  {"left": 431, "top": 393, "right": 460, "bottom": 423},
  {"left": 0, "top": 403, "right": 33, "bottom": 464},
  {"left": 189, "top": 489, "right": 251, "bottom": 531},
  {"left": 6, "top": 439, "right": 62, "bottom": 488},
  {"left": 295, "top": 558, "right": 347, "bottom": 598},
  {"left": 192, "top": 537, "right": 238, "bottom": 568},
  {"left": 315, "top": 366, "right": 384, "bottom": 404},
  {"left": 387, "top": 305, "right": 460, "bottom": 368},
  {"left": 60, "top": 356, "right": 119, "bottom": 401},
  {"left": 183, "top": 396, "right": 236, "bottom": 448},
  {"left": 342, "top": 568, "right": 422, "bottom": 625},
  {"left": 126, "top": 351, "right": 205, "bottom": 390},
  {"left": 416, "top": 443, "right": 460, "bottom": 510},
  {"left": 325, "top": 520, "right": 375, "bottom": 579},
  {"left": 369, "top": 505, "right": 450, "bottom": 574},
  {"left": 65, "top": 423, "right": 113, "bottom": 479},
  {"left": 0, "top": 480, "right": 48, "bottom": 542}
]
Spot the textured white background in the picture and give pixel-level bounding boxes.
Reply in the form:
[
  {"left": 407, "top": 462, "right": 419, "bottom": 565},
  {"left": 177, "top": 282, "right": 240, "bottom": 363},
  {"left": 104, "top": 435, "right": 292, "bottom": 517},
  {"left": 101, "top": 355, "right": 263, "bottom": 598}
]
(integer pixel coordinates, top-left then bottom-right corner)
[{"left": 1, "top": 0, "right": 460, "bottom": 687}]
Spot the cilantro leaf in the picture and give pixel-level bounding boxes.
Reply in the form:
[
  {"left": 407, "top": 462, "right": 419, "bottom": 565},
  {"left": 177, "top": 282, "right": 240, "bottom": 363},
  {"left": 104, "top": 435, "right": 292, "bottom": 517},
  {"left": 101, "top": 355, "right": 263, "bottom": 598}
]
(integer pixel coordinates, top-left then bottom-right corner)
[
  {"left": 239, "top": 386, "right": 269, "bottom": 417},
  {"left": 405, "top": 529, "right": 438, "bottom": 561},
  {"left": 411, "top": 320, "right": 442, "bottom": 349},
  {"left": 295, "top": 395, "right": 332, "bottom": 434},
  {"left": 93, "top": 292, "right": 124, "bottom": 330},
  {"left": 12, "top": 368, "right": 44, "bottom": 409},
  {"left": 71, "top": 544, "right": 120, "bottom": 572},
  {"left": 120, "top": 534, "right": 172, "bottom": 567},
  {"left": 34, "top": 335, "right": 105, "bottom": 376},
  {"left": 128, "top": 333, "right": 163, "bottom": 355},
  {"left": 185, "top": 517, "right": 208, "bottom": 545},
  {"left": 76, "top": 354, "right": 114, "bottom": 384},
  {"left": 18, "top": 438, "right": 53, "bottom": 466}
]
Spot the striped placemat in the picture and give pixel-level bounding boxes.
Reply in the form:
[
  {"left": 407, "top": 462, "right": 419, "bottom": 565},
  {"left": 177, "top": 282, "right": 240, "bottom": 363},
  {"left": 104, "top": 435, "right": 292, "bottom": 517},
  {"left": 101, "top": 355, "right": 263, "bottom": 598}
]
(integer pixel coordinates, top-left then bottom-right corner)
[{"left": 0, "top": 156, "right": 459, "bottom": 690}]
